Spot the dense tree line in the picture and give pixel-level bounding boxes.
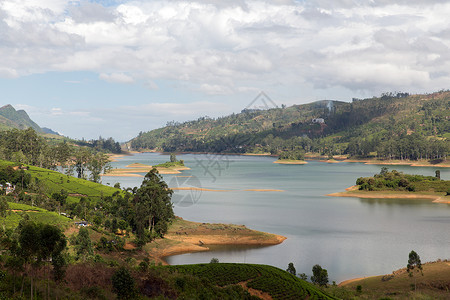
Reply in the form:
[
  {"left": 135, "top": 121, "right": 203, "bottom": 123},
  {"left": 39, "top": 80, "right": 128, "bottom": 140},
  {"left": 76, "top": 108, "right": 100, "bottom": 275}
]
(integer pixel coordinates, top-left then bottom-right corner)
[
  {"left": 0, "top": 128, "right": 112, "bottom": 183},
  {"left": 129, "top": 91, "right": 449, "bottom": 161},
  {"left": 75, "top": 136, "right": 122, "bottom": 154},
  {"left": 356, "top": 168, "right": 448, "bottom": 193}
]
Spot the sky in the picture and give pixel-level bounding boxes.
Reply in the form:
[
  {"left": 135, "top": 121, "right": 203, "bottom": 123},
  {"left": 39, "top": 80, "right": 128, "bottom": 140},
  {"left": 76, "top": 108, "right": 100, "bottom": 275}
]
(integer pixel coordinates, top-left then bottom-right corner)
[{"left": 1, "top": 0, "right": 450, "bottom": 141}]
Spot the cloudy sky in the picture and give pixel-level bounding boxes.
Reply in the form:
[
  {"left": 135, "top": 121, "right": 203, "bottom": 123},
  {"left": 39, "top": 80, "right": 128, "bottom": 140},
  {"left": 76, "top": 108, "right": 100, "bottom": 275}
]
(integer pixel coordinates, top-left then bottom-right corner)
[{"left": 1, "top": 0, "right": 449, "bottom": 141}]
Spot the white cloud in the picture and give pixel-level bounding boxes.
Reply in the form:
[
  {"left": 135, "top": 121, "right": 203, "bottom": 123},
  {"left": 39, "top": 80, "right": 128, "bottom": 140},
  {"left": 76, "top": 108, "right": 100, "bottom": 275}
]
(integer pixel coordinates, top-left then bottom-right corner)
[
  {"left": 99, "top": 72, "right": 134, "bottom": 83},
  {"left": 2, "top": 0, "right": 450, "bottom": 101}
]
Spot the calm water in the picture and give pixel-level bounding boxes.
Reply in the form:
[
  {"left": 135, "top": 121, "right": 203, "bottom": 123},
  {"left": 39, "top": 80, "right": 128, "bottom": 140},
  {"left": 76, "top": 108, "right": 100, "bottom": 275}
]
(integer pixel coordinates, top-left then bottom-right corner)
[{"left": 103, "top": 153, "right": 450, "bottom": 282}]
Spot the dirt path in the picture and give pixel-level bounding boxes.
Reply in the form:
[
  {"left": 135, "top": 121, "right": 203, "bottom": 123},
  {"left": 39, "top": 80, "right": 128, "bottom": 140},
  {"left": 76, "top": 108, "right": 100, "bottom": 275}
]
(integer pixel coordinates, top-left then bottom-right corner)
[{"left": 238, "top": 280, "right": 272, "bottom": 300}]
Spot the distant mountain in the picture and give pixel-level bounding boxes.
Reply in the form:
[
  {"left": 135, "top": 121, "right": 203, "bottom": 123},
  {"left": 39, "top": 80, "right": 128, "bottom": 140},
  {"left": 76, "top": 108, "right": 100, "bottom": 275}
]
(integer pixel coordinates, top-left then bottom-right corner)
[
  {"left": 41, "top": 127, "right": 60, "bottom": 136},
  {"left": 128, "top": 91, "right": 449, "bottom": 160},
  {"left": 0, "top": 104, "right": 59, "bottom": 135}
]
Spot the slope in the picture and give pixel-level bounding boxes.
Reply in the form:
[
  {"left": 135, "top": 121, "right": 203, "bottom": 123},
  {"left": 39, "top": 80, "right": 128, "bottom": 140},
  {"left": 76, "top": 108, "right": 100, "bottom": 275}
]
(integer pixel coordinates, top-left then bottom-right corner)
[
  {"left": 129, "top": 91, "right": 449, "bottom": 157},
  {"left": 0, "top": 104, "right": 42, "bottom": 132}
]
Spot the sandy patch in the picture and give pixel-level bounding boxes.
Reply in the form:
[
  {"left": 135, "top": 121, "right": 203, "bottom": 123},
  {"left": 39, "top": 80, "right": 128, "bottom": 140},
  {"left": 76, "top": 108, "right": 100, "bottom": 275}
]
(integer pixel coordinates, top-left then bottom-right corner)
[
  {"left": 327, "top": 188, "right": 447, "bottom": 203},
  {"left": 326, "top": 159, "right": 340, "bottom": 163},
  {"left": 244, "top": 189, "right": 285, "bottom": 192},
  {"left": 339, "top": 277, "right": 368, "bottom": 286},
  {"left": 101, "top": 173, "right": 143, "bottom": 177},
  {"left": 167, "top": 234, "right": 287, "bottom": 246},
  {"left": 108, "top": 154, "right": 126, "bottom": 162},
  {"left": 68, "top": 193, "right": 87, "bottom": 197},
  {"left": 345, "top": 185, "right": 359, "bottom": 191},
  {"left": 126, "top": 163, "right": 152, "bottom": 168},
  {"left": 238, "top": 280, "right": 273, "bottom": 300},
  {"left": 171, "top": 187, "right": 231, "bottom": 192},
  {"left": 123, "top": 242, "right": 137, "bottom": 250},
  {"left": 273, "top": 160, "right": 308, "bottom": 165}
]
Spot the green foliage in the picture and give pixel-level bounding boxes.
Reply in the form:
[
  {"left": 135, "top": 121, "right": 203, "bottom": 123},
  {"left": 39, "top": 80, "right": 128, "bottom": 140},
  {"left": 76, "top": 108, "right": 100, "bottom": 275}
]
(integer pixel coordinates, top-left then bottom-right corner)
[
  {"left": 286, "top": 262, "right": 296, "bottom": 275},
  {"left": 111, "top": 267, "right": 137, "bottom": 299},
  {"left": 161, "top": 263, "right": 337, "bottom": 299},
  {"left": 129, "top": 91, "right": 449, "bottom": 161},
  {"left": 134, "top": 168, "right": 174, "bottom": 242},
  {"left": 407, "top": 250, "right": 423, "bottom": 277},
  {"left": 72, "top": 227, "right": 94, "bottom": 261},
  {"left": 356, "top": 169, "right": 449, "bottom": 193},
  {"left": 210, "top": 257, "right": 219, "bottom": 264},
  {"left": 279, "top": 150, "right": 305, "bottom": 161},
  {"left": 311, "top": 264, "right": 329, "bottom": 287}
]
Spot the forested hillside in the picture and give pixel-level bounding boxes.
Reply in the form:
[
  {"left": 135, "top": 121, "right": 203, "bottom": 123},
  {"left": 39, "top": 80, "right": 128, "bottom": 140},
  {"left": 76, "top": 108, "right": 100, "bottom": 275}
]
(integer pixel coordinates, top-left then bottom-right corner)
[
  {"left": 0, "top": 104, "right": 43, "bottom": 132},
  {"left": 129, "top": 91, "right": 449, "bottom": 160}
]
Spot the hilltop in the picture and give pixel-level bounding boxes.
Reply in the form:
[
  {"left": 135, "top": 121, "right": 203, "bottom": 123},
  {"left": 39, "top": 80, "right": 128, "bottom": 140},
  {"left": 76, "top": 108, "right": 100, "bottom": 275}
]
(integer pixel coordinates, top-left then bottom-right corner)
[
  {"left": 0, "top": 104, "right": 59, "bottom": 135},
  {"left": 128, "top": 91, "right": 449, "bottom": 162}
]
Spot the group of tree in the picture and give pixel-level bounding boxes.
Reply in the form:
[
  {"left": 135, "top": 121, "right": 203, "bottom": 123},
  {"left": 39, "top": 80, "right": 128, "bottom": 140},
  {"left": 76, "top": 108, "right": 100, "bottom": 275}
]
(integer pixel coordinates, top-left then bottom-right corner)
[
  {"left": 129, "top": 91, "right": 449, "bottom": 161},
  {"left": 356, "top": 167, "right": 448, "bottom": 193},
  {"left": 286, "top": 262, "right": 329, "bottom": 287},
  {"left": 75, "top": 136, "right": 122, "bottom": 154},
  {"left": 0, "top": 128, "right": 113, "bottom": 183},
  {"left": 0, "top": 218, "right": 67, "bottom": 299}
]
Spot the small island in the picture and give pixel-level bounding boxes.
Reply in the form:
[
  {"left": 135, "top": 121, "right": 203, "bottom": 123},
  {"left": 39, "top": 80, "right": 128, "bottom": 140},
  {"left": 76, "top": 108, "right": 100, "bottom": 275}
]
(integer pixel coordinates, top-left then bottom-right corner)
[
  {"left": 328, "top": 167, "right": 450, "bottom": 203},
  {"left": 103, "top": 153, "right": 190, "bottom": 176},
  {"left": 274, "top": 150, "right": 308, "bottom": 165}
]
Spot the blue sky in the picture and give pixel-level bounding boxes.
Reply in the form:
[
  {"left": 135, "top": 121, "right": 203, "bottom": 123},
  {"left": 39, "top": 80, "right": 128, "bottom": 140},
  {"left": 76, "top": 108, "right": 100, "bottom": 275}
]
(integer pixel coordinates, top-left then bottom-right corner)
[{"left": 1, "top": 0, "right": 449, "bottom": 141}]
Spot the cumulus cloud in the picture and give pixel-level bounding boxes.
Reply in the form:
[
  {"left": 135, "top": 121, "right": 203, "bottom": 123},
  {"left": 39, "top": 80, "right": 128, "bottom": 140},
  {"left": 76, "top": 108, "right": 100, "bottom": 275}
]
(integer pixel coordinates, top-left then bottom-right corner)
[{"left": 1, "top": 0, "right": 450, "bottom": 96}]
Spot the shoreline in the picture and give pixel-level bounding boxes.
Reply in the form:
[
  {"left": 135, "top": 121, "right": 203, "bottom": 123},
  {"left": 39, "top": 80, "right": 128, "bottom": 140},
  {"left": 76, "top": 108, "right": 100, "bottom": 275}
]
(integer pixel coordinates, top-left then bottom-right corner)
[
  {"left": 273, "top": 160, "right": 308, "bottom": 165},
  {"left": 125, "top": 150, "right": 449, "bottom": 167},
  {"left": 102, "top": 162, "right": 191, "bottom": 176},
  {"left": 147, "top": 218, "right": 287, "bottom": 264},
  {"left": 327, "top": 187, "right": 449, "bottom": 203}
]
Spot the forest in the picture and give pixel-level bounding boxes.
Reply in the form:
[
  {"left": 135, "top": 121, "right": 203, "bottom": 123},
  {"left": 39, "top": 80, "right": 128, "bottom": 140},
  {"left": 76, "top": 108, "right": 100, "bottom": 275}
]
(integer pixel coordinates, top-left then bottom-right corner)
[{"left": 130, "top": 91, "right": 449, "bottom": 161}]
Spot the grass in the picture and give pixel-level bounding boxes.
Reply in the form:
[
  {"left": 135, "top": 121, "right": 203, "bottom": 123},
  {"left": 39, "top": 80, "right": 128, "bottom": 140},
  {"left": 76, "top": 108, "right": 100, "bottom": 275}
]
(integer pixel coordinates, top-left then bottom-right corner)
[
  {"left": 0, "top": 160, "right": 123, "bottom": 202},
  {"left": 339, "top": 260, "right": 450, "bottom": 299},
  {"left": 159, "top": 263, "right": 338, "bottom": 300},
  {"left": 2, "top": 201, "right": 72, "bottom": 229},
  {"left": 153, "top": 161, "right": 185, "bottom": 168}
]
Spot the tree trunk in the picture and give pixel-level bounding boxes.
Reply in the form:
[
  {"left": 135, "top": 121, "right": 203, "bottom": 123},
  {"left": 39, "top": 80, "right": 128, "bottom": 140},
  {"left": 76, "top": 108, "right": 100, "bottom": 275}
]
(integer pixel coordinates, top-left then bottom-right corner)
[{"left": 20, "top": 274, "right": 25, "bottom": 297}]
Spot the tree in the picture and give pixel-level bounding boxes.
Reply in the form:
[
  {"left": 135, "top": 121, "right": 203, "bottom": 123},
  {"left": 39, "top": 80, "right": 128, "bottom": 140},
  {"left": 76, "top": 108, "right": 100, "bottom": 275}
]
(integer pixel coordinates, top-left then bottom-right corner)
[
  {"left": 435, "top": 170, "right": 440, "bottom": 179},
  {"left": 311, "top": 264, "right": 328, "bottom": 286},
  {"left": 74, "top": 227, "right": 94, "bottom": 261},
  {"left": 407, "top": 250, "right": 423, "bottom": 291},
  {"left": 87, "top": 152, "right": 111, "bottom": 183},
  {"left": 170, "top": 153, "right": 177, "bottom": 162},
  {"left": 112, "top": 266, "right": 137, "bottom": 299},
  {"left": 0, "top": 197, "right": 9, "bottom": 218},
  {"left": 133, "top": 168, "right": 174, "bottom": 243},
  {"left": 52, "top": 189, "right": 68, "bottom": 215},
  {"left": 210, "top": 257, "right": 219, "bottom": 264},
  {"left": 286, "top": 262, "right": 296, "bottom": 276}
]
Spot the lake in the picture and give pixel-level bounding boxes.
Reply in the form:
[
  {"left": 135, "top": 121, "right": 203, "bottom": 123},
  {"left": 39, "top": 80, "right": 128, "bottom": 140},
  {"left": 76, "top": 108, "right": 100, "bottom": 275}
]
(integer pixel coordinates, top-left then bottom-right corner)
[{"left": 103, "top": 153, "right": 450, "bottom": 283}]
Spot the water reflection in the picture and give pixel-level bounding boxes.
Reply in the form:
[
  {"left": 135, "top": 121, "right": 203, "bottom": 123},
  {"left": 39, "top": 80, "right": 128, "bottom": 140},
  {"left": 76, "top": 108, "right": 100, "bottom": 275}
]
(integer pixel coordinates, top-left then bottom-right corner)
[{"left": 358, "top": 198, "right": 434, "bottom": 206}]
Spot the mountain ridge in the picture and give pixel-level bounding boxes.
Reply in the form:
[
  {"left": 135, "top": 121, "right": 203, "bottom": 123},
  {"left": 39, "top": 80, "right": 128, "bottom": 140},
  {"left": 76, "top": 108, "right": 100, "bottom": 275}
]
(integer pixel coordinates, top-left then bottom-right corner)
[
  {"left": 0, "top": 104, "right": 59, "bottom": 135},
  {"left": 128, "top": 91, "right": 449, "bottom": 159}
]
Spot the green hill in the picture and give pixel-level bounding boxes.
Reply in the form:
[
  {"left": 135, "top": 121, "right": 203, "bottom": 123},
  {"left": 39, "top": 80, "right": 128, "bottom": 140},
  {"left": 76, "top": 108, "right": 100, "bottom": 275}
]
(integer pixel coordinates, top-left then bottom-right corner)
[
  {"left": 0, "top": 104, "right": 61, "bottom": 137},
  {"left": 154, "top": 263, "right": 338, "bottom": 299},
  {"left": 0, "top": 104, "right": 42, "bottom": 132},
  {"left": 129, "top": 91, "right": 449, "bottom": 160}
]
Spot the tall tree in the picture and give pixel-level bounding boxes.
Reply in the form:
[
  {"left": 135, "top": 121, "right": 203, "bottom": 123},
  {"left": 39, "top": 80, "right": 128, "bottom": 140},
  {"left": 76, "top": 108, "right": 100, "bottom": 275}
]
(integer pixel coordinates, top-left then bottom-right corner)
[
  {"left": 407, "top": 250, "right": 423, "bottom": 291},
  {"left": 133, "top": 168, "right": 174, "bottom": 243},
  {"left": 311, "top": 264, "right": 328, "bottom": 286},
  {"left": 286, "top": 262, "right": 296, "bottom": 276}
]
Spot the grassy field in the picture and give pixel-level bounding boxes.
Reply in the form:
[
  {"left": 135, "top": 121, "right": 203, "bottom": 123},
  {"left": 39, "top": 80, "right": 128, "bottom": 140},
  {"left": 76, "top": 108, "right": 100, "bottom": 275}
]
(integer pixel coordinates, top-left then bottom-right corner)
[
  {"left": 338, "top": 260, "right": 450, "bottom": 299},
  {"left": 0, "top": 160, "right": 122, "bottom": 201},
  {"left": 160, "top": 263, "right": 338, "bottom": 300},
  {"left": 2, "top": 201, "right": 72, "bottom": 229}
]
